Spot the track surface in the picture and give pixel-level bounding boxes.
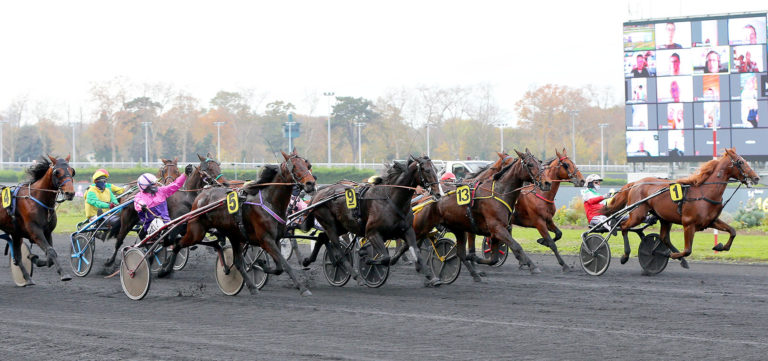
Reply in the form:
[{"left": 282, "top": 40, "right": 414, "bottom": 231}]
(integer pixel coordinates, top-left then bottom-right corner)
[{"left": 1, "top": 234, "right": 767, "bottom": 360}]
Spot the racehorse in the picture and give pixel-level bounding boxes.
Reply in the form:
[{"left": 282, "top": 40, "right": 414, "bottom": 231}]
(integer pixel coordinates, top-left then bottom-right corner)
[
  {"left": 512, "top": 148, "right": 584, "bottom": 271},
  {"left": 0, "top": 156, "right": 76, "bottom": 285},
  {"left": 412, "top": 149, "right": 551, "bottom": 281},
  {"left": 103, "top": 158, "right": 184, "bottom": 267},
  {"left": 602, "top": 148, "right": 760, "bottom": 262},
  {"left": 162, "top": 150, "right": 316, "bottom": 296},
  {"left": 301, "top": 155, "right": 444, "bottom": 287}
]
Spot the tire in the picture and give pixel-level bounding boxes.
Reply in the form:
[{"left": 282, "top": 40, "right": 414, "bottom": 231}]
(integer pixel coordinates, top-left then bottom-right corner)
[
  {"left": 215, "top": 245, "right": 244, "bottom": 296},
  {"left": 322, "top": 239, "right": 352, "bottom": 287},
  {"left": 580, "top": 234, "right": 611, "bottom": 276},
  {"left": 243, "top": 245, "right": 269, "bottom": 290},
  {"left": 9, "top": 242, "right": 33, "bottom": 287},
  {"left": 429, "top": 238, "right": 461, "bottom": 284},
  {"left": 482, "top": 237, "right": 509, "bottom": 267},
  {"left": 638, "top": 233, "right": 669, "bottom": 275},
  {"left": 357, "top": 239, "right": 390, "bottom": 288},
  {"left": 172, "top": 247, "right": 190, "bottom": 271},
  {"left": 120, "top": 248, "right": 151, "bottom": 300},
  {"left": 70, "top": 234, "right": 95, "bottom": 277}
]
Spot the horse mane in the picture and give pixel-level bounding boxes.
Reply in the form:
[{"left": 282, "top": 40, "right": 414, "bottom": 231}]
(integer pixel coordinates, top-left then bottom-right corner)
[
  {"left": 381, "top": 161, "right": 408, "bottom": 184},
  {"left": 492, "top": 159, "right": 518, "bottom": 180},
  {"left": 242, "top": 164, "right": 280, "bottom": 193},
  {"left": 543, "top": 157, "right": 556, "bottom": 166},
  {"left": 467, "top": 163, "right": 493, "bottom": 179},
  {"left": 677, "top": 157, "right": 721, "bottom": 186},
  {"left": 25, "top": 157, "right": 52, "bottom": 183}
]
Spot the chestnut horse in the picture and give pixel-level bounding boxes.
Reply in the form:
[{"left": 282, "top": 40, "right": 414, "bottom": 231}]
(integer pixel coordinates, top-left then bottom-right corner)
[
  {"left": 512, "top": 148, "right": 585, "bottom": 271},
  {"left": 301, "top": 155, "right": 443, "bottom": 287},
  {"left": 163, "top": 150, "right": 316, "bottom": 295},
  {"left": 602, "top": 148, "right": 759, "bottom": 262},
  {"left": 412, "top": 149, "right": 552, "bottom": 281},
  {"left": 0, "top": 156, "right": 76, "bottom": 285}
]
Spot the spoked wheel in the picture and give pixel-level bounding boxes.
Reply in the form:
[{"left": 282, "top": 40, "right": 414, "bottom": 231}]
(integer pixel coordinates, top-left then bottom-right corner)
[
  {"left": 580, "top": 234, "right": 611, "bottom": 276},
  {"left": 9, "top": 242, "right": 33, "bottom": 287},
  {"left": 243, "top": 244, "right": 269, "bottom": 290},
  {"left": 148, "top": 245, "right": 167, "bottom": 274},
  {"left": 429, "top": 238, "right": 461, "bottom": 284},
  {"left": 638, "top": 233, "right": 670, "bottom": 276},
  {"left": 279, "top": 238, "right": 293, "bottom": 260},
  {"left": 357, "top": 239, "right": 390, "bottom": 288},
  {"left": 172, "top": 247, "right": 190, "bottom": 271},
  {"left": 70, "top": 234, "right": 95, "bottom": 277},
  {"left": 322, "top": 239, "right": 352, "bottom": 287},
  {"left": 482, "top": 237, "right": 509, "bottom": 267},
  {"left": 215, "top": 245, "right": 244, "bottom": 296},
  {"left": 120, "top": 248, "right": 151, "bottom": 300}
]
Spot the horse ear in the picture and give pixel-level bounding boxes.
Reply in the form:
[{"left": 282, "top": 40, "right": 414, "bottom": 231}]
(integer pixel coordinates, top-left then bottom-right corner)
[
  {"left": 197, "top": 154, "right": 205, "bottom": 162},
  {"left": 206, "top": 152, "right": 213, "bottom": 159},
  {"left": 514, "top": 149, "right": 524, "bottom": 158},
  {"left": 174, "top": 157, "right": 178, "bottom": 163},
  {"left": 281, "top": 150, "right": 290, "bottom": 160},
  {"left": 292, "top": 147, "right": 298, "bottom": 155},
  {"left": 65, "top": 154, "right": 71, "bottom": 162},
  {"left": 48, "top": 154, "right": 57, "bottom": 165},
  {"left": 497, "top": 152, "right": 504, "bottom": 159},
  {"left": 555, "top": 149, "right": 561, "bottom": 158},
  {"left": 562, "top": 147, "right": 567, "bottom": 155},
  {"left": 525, "top": 147, "right": 531, "bottom": 154}
]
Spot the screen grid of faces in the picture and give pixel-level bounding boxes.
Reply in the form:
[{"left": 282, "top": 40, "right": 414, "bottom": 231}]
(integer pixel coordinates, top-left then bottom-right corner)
[{"left": 624, "top": 13, "right": 768, "bottom": 160}]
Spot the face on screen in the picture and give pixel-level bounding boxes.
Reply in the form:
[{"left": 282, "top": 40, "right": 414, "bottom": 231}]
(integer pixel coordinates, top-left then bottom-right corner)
[
  {"left": 729, "top": 17, "right": 767, "bottom": 45},
  {"left": 732, "top": 45, "right": 763, "bottom": 73},
  {"left": 694, "top": 46, "right": 729, "bottom": 74}
]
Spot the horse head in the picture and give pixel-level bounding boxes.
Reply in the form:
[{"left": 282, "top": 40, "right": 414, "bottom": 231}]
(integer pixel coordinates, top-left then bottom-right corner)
[
  {"left": 408, "top": 154, "right": 441, "bottom": 196},
  {"left": 48, "top": 155, "right": 76, "bottom": 200},
  {"left": 158, "top": 157, "right": 181, "bottom": 185},
  {"left": 281, "top": 149, "right": 316, "bottom": 194},
  {"left": 505, "top": 149, "right": 551, "bottom": 191},
  {"left": 553, "top": 148, "right": 585, "bottom": 187},
  {"left": 724, "top": 148, "right": 760, "bottom": 187},
  {"left": 196, "top": 153, "right": 228, "bottom": 186}
]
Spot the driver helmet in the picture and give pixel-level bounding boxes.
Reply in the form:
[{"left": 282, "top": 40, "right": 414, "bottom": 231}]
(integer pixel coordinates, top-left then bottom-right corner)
[
  {"left": 92, "top": 169, "right": 109, "bottom": 182},
  {"left": 585, "top": 174, "right": 603, "bottom": 188},
  {"left": 137, "top": 173, "right": 158, "bottom": 191},
  {"left": 440, "top": 172, "right": 456, "bottom": 181}
]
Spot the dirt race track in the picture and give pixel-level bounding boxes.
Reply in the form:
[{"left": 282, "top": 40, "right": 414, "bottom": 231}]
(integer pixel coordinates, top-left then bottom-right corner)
[{"left": 1, "top": 234, "right": 767, "bottom": 360}]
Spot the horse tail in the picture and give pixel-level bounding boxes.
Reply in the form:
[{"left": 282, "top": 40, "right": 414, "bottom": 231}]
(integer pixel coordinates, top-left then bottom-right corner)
[{"left": 600, "top": 182, "right": 633, "bottom": 216}]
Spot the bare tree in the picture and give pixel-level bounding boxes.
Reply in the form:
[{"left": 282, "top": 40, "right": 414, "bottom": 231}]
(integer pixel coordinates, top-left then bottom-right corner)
[{"left": 90, "top": 77, "right": 128, "bottom": 162}]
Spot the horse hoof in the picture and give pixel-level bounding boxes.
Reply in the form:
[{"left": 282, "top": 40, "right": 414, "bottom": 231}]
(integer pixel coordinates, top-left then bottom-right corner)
[
  {"left": 620, "top": 254, "right": 629, "bottom": 265},
  {"left": 536, "top": 238, "right": 546, "bottom": 246},
  {"left": 61, "top": 274, "right": 72, "bottom": 282},
  {"left": 301, "top": 290, "right": 313, "bottom": 297},
  {"left": 712, "top": 243, "right": 725, "bottom": 252},
  {"left": 680, "top": 258, "right": 690, "bottom": 269},
  {"left": 478, "top": 271, "right": 487, "bottom": 277},
  {"left": 561, "top": 265, "right": 572, "bottom": 273},
  {"left": 425, "top": 278, "right": 442, "bottom": 288},
  {"left": 248, "top": 288, "right": 259, "bottom": 296},
  {"left": 24, "top": 279, "right": 36, "bottom": 287},
  {"left": 472, "top": 275, "right": 483, "bottom": 282},
  {"left": 529, "top": 266, "right": 541, "bottom": 275},
  {"left": 104, "top": 260, "right": 114, "bottom": 267}
]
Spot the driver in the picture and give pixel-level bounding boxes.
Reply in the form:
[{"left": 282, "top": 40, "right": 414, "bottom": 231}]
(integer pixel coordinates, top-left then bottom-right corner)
[
  {"left": 134, "top": 164, "right": 192, "bottom": 238},
  {"left": 84, "top": 169, "right": 125, "bottom": 221},
  {"left": 582, "top": 174, "right": 612, "bottom": 229}
]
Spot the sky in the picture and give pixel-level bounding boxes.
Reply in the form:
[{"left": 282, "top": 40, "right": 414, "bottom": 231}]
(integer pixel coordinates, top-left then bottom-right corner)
[{"left": 1, "top": 0, "right": 766, "bottom": 126}]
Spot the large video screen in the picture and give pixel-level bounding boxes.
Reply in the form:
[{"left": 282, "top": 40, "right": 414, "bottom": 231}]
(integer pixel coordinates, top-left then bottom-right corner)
[{"left": 624, "top": 12, "right": 768, "bottom": 161}]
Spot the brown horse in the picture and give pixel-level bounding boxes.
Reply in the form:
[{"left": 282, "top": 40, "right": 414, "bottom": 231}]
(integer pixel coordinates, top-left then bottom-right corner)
[
  {"left": 301, "top": 155, "right": 443, "bottom": 286},
  {"left": 512, "top": 148, "right": 584, "bottom": 271},
  {"left": 163, "top": 150, "right": 316, "bottom": 295},
  {"left": 602, "top": 148, "right": 759, "bottom": 263},
  {"left": 413, "top": 149, "right": 551, "bottom": 281},
  {"left": 0, "top": 156, "right": 76, "bottom": 285}
]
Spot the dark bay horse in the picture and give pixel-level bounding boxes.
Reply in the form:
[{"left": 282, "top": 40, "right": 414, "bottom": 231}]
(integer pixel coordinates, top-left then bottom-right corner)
[
  {"left": 1, "top": 156, "right": 76, "bottom": 285},
  {"left": 163, "top": 150, "right": 316, "bottom": 295},
  {"left": 412, "top": 149, "right": 551, "bottom": 281},
  {"left": 302, "top": 155, "right": 443, "bottom": 287},
  {"left": 512, "top": 148, "right": 585, "bottom": 271},
  {"left": 603, "top": 148, "right": 759, "bottom": 262}
]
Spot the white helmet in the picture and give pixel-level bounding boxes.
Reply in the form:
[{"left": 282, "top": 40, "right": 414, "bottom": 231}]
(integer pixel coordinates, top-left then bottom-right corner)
[
  {"left": 585, "top": 174, "right": 603, "bottom": 185},
  {"left": 137, "top": 173, "right": 158, "bottom": 191}
]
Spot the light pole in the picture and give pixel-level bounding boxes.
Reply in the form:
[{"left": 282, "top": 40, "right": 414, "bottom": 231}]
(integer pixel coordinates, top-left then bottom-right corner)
[
  {"left": 323, "top": 92, "right": 335, "bottom": 164},
  {"left": 354, "top": 122, "right": 366, "bottom": 168},
  {"left": 214, "top": 121, "right": 225, "bottom": 159},
  {"left": 425, "top": 123, "right": 435, "bottom": 157},
  {"left": 599, "top": 123, "right": 608, "bottom": 178},
  {"left": 496, "top": 123, "right": 506, "bottom": 151},
  {"left": 0, "top": 120, "right": 7, "bottom": 169},
  {"left": 141, "top": 122, "right": 152, "bottom": 164},
  {"left": 569, "top": 110, "right": 579, "bottom": 162},
  {"left": 285, "top": 117, "right": 297, "bottom": 153}
]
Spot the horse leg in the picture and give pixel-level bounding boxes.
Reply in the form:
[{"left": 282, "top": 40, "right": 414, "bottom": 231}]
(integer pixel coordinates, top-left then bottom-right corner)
[
  {"left": 454, "top": 230, "right": 482, "bottom": 282},
  {"left": 362, "top": 233, "right": 391, "bottom": 266},
  {"left": 289, "top": 237, "right": 304, "bottom": 267},
  {"left": 670, "top": 224, "right": 695, "bottom": 259},
  {"left": 400, "top": 228, "right": 441, "bottom": 287},
  {"left": 30, "top": 228, "right": 71, "bottom": 281},
  {"left": 710, "top": 218, "right": 737, "bottom": 252},
  {"left": 302, "top": 232, "right": 327, "bottom": 267},
  {"left": 106, "top": 211, "right": 136, "bottom": 267},
  {"left": 491, "top": 224, "right": 539, "bottom": 274},
  {"left": 548, "top": 220, "right": 563, "bottom": 242},
  {"left": 619, "top": 209, "right": 646, "bottom": 264},
  {"left": 158, "top": 220, "right": 204, "bottom": 278},
  {"left": 388, "top": 238, "right": 410, "bottom": 266},
  {"left": 11, "top": 235, "right": 34, "bottom": 286},
  {"left": 229, "top": 235, "right": 260, "bottom": 296},
  {"left": 260, "top": 237, "right": 312, "bottom": 296},
  {"left": 657, "top": 221, "right": 689, "bottom": 269},
  {"left": 326, "top": 229, "right": 361, "bottom": 283},
  {"left": 536, "top": 221, "right": 570, "bottom": 272}
]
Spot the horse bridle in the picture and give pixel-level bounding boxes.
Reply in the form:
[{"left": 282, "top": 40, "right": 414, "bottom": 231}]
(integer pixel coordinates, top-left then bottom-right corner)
[
  {"left": 520, "top": 152, "right": 545, "bottom": 189},
  {"left": 282, "top": 154, "right": 314, "bottom": 186},
  {"left": 727, "top": 154, "right": 751, "bottom": 186},
  {"left": 51, "top": 161, "right": 74, "bottom": 190},
  {"left": 412, "top": 158, "right": 441, "bottom": 197},
  {"left": 548, "top": 156, "right": 579, "bottom": 183},
  {"left": 199, "top": 158, "right": 224, "bottom": 186},
  {"left": 159, "top": 162, "right": 178, "bottom": 184}
]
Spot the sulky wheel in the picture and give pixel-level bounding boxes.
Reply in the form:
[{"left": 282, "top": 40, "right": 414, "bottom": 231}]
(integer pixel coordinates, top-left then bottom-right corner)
[
  {"left": 322, "top": 239, "right": 352, "bottom": 287},
  {"left": 243, "top": 244, "right": 269, "bottom": 290},
  {"left": 148, "top": 245, "right": 167, "bottom": 274},
  {"left": 172, "top": 247, "right": 190, "bottom": 271},
  {"left": 70, "top": 234, "right": 95, "bottom": 277},
  {"left": 482, "top": 237, "right": 509, "bottom": 267},
  {"left": 279, "top": 238, "right": 293, "bottom": 260},
  {"left": 638, "top": 233, "right": 670, "bottom": 276},
  {"left": 580, "top": 234, "right": 611, "bottom": 276},
  {"left": 120, "top": 248, "right": 151, "bottom": 300},
  {"left": 429, "top": 238, "right": 461, "bottom": 284},
  {"left": 215, "top": 245, "right": 244, "bottom": 296},
  {"left": 9, "top": 241, "right": 34, "bottom": 287},
  {"left": 356, "top": 239, "right": 390, "bottom": 288}
]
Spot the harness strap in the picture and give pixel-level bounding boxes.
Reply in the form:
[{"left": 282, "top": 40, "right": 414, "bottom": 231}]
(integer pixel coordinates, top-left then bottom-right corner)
[
  {"left": 472, "top": 181, "right": 514, "bottom": 214},
  {"left": 243, "top": 190, "right": 286, "bottom": 225},
  {"left": 534, "top": 192, "right": 555, "bottom": 204}
]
